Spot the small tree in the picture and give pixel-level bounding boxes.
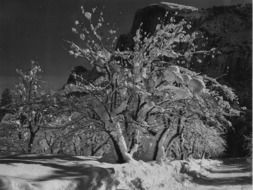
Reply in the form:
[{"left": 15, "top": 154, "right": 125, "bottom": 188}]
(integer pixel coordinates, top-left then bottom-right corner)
[
  {"left": 3, "top": 62, "right": 56, "bottom": 153},
  {"left": 66, "top": 7, "right": 239, "bottom": 163}
]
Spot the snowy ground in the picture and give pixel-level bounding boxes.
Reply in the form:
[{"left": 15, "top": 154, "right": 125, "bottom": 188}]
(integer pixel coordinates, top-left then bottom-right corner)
[
  {"left": 0, "top": 155, "right": 251, "bottom": 190},
  {"left": 183, "top": 158, "right": 252, "bottom": 190},
  {"left": 0, "top": 154, "right": 184, "bottom": 190}
]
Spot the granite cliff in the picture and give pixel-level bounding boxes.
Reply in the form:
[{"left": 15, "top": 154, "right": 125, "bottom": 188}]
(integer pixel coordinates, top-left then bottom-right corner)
[{"left": 116, "top": 2, "right": 252, "bottom": 108}]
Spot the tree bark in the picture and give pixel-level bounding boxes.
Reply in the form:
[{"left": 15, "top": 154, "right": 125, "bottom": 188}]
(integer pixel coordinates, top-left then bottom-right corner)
[
  {"left": 105, "top": 121, "right": 137, "bottom": 163},
  {"left": 153, "top": 127, "right": 168, "bottom": 161},
  {"left": 179, "top": 133, "right": 185, "bottom": 160},
  {"left": 107, "top": 132, "right": 125, "bottom": 163},
  {"left": 27, "top": 123, "right": 35, "bottom": 153},
  {"left": 113, "top": 122, "right": 135, "bottom": 162},
  {"left": 153, "top": 117, "right": 171, "bottom": 161},
  {"left": 28, "top": 132, "right": 35, "bottom": 153},
  {"left": 163, "top": 116, "right": 185, "bottom": 160}
]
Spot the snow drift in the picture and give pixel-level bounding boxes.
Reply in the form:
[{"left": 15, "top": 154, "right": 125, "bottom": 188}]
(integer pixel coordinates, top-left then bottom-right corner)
[{"left": 0, "top": 154, "right": 192, "bottom": 190}]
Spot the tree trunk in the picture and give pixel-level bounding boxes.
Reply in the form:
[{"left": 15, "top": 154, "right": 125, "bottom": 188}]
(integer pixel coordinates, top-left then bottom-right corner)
[
  {"left": 107, "top": 132, "right": 125, "bottom": 163},
  {"left": 27, "top": 122, "right": 36, "bottom": 153},
  {"left": 107, "top": 121, "right": 136, "bottom": 163},
  {"left": 187, "top": 138, "right": 196, "bottom": 158},
  {"left": 201, "top": 145, "right": 206, "bottom": 159},
  {"left": 164, "top": 133, "right": 180, "bottom": 155},
  {"left": 153, "top": 117, "right": 171, "bottom": 161},
  {"left": 28, "top": 132, "right": 35, "bottom": 153},
  {"left": 179, "top": 133, "right": 185, "bottom": 160},
  {"left": 201, "top": 151, "right": 206, "bottom": 159},
  {"left": 114, "top": 122, "right": 135, "bottom": 162},
  {"left": 50, "top": 146, "right": 54, "bottom": 154},
  {"left": 73, "top": 142, "right": 78, "bottom": 155},
  {"left": 153, "top": 128, "right": 168, "bottom": 161},
  {"left": 164, "top": 116, "right": 185, "bottom": 160},
  {"left": 154, "top": 127, "right": 172, "bottom": 161}
]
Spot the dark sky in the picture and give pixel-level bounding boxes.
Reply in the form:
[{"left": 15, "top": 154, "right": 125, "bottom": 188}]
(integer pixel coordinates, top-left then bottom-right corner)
[{"left": 0, "top": 0, "right": 251, "bottom": 93}]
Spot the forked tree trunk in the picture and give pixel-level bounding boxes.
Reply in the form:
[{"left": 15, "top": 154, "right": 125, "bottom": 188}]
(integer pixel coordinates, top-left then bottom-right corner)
[
  {"left": 154, "top": 116, "right": 186, "bottom": 161},
  {"left": 107, "top": 133, "right": 125, "bottom": 163},
  {"left": 114, "top": 122, "right": 136, "bottom": 162},
  {"left": 152, "top": 117, "right": 171, "bottom": 161},
  {"left": 107, "top": 121, "right": 137, "bottom": 163}
]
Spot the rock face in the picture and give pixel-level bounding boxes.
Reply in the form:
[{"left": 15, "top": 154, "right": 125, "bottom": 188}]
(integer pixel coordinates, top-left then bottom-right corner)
[
  {"left": 116, "top": 3, "right": 197, "bottom": 51},
  {"left": 67, "top": 66, "right": 104, "bottom": 85},
  {"left": 116, "top": 2, "right": 252, "bottom": 108},
  {"left": 63, "top": 65, "right": 105, "bottom": 97}
]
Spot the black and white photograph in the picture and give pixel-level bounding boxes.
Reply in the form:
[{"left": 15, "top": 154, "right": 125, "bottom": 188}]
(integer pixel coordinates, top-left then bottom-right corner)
[{"left": 0, "top": 0, "right": 252, "bottom": 189}]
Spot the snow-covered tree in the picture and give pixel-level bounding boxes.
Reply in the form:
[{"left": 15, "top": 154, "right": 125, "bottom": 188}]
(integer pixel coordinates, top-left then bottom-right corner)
[
  {"left": 2, "top": 62, "right": 57, "bottom": 153},
  {"left": 66, "top": 7, "right": 239, "bottom": 162}
]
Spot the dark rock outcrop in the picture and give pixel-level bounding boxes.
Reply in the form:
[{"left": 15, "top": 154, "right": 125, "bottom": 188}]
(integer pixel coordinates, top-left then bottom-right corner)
[
  {"left": 116, "top": 2, "right": 252, "bottom": 108},
  {"left": 67, "top": 66, "right": 104, "bottom": 85},
  {"left": 63, "top": 65, "right": 105, "bottom": 97},
  {"left": 116, "top": 3, "right": 198, "bottom": 50}
]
